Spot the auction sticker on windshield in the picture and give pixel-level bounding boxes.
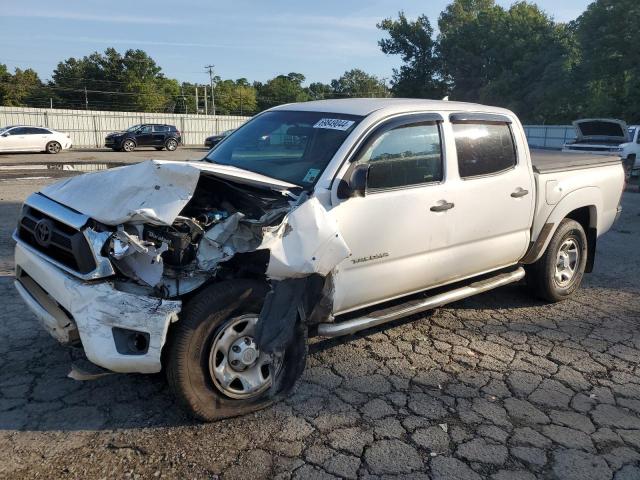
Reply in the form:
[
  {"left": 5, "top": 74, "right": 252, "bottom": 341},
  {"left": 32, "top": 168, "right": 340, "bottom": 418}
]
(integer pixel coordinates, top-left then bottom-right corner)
[
  {"left": 302, "top": 168, "right": 321, "bottom": 183},
  {"left": 313, "top": 118, "right": 355, "bottom": 131}
]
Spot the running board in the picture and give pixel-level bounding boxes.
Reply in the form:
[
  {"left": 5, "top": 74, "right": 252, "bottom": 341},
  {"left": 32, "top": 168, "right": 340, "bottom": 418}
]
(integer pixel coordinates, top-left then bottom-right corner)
[{"left": 317, "top": 267, "right": 526, "bottom": 338}]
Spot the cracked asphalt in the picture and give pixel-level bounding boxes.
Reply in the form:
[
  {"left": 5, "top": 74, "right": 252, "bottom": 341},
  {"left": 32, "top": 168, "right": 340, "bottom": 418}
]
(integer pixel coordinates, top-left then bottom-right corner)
[{"left": 1, "top": 170, "right": 640, "bottom": 479}]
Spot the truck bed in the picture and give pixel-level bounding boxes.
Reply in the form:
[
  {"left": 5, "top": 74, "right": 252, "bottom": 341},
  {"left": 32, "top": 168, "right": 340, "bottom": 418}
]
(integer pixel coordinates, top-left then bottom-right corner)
[{"left": 531, "top": 149, "right": 622, "bottom": 174}]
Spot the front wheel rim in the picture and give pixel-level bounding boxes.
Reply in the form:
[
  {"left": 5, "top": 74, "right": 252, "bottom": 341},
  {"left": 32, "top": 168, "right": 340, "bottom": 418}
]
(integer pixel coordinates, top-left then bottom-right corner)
[
  {"left": 124, "top": 141, "right": 134, "bottom": 151},
  {"left": 208, "top": 314, "right": 281, "bottom": 400},
  {"left": 48, "top": 142, "right": 60, "bottom": 153},
  {"left": 554, "top": 237, "right": 580, "bottom": 287}
]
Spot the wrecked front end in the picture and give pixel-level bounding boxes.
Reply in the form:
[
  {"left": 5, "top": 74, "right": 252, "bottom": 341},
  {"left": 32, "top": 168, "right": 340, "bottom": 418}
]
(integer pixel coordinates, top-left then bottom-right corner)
[{"left": 13, "top": 160, "right": 349, "bottom": 374}]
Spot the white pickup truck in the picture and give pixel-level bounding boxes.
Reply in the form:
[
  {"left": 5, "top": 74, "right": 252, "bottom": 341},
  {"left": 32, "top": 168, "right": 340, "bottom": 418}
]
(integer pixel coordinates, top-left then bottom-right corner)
[
  {"left": 563, "top": 118, "right": 640, "bottom": 169},
  {"left": 13, "top": 99, "right": 625, "bottom": 421}
]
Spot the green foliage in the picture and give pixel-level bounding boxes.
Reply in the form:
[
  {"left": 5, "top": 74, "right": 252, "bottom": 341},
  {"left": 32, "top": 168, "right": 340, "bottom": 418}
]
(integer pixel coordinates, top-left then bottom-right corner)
[
  {"left": 0, "top": 64, "right": 46, "bottom": 107},
  {"left": 214, "top": 78, "right": 257, "bottom": 115},
  {"left": 574, "top": 0, "right": 640, "bottom": 122},
  {"left": 436, "top": 0, "right": 579, "bottom": 123},
  {"left": 254, "top": 73, "right": 310, "bottom": 111},
  {"left": 330, "top": 69, "right": 388, "bottom": 98},
  {"left": 51, "top": 48, "right": 180, "bottom": 111},
  {"left": 378, "top": 12, "right": 446, "bottom": 98}
]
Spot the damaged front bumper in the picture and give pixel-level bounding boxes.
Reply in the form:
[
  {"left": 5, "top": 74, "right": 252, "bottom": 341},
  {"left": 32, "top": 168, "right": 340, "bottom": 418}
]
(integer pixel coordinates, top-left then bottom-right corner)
[{"left": 14, "top": 241, "right": 181, "bottom": 374}]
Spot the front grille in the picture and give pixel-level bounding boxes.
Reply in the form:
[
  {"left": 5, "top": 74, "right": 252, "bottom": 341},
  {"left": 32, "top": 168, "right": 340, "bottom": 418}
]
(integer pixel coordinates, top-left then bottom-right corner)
[
  {"left": 568, "top": 146, "right": 610, "bottom": 152},
  {"left": 18, "top": 206, "right": 97, "bottom": 274}
]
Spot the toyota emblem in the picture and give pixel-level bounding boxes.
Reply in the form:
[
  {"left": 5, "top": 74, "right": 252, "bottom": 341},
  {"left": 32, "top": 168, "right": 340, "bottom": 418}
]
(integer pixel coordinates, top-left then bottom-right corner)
[{"left": 34, "top": 219, "right": 54, "bottom": 247}]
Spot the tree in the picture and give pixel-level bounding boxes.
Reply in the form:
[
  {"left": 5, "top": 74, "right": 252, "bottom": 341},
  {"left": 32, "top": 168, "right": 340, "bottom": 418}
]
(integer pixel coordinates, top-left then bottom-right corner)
[
  {"left": 51, "top": 48, "right": 179, "bottom": 111},
  {"left": 330, "top": 69, "right": 388, "bottom": 98},
  {"left": 377, "top": 12, "right": 446, "bottom": 98},
  {"left": 0, "top": 64, "right": 46, "bottom": 107},
  {"left": 306, "top": 81, "right": 333, "bottom": 100},
  {"left": 437, "top": 0, "right": 578, "bottom": 123},
  {"left": 214, "top": 78, "right": 257, "bottom": 115},
  {"left": 574, "top": 0, "right": 640, "bottom": 121},
  {"left": 254, "top": 73, "right": 309, "bottom": 111}
]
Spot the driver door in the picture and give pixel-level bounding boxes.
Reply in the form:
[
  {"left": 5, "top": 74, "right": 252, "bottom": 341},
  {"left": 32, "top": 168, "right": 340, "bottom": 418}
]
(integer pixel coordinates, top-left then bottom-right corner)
[{"left": 330, "top": 115, "right": 457, "bottom": 314}]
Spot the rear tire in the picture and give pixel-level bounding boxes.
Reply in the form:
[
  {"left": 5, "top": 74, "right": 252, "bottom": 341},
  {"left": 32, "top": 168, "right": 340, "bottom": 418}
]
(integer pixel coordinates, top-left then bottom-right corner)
[
  {"left": 526, "top": 218, "right": 588, "bottom": 302},
  {"left": 46, "top": 141, "right": 61, "bottom": 154},
  {"left": 166, "top": 280, "right": 307, "bottom": 422},
  {"left": 165, "top": 138, "right": 178, "bottom": 151}
]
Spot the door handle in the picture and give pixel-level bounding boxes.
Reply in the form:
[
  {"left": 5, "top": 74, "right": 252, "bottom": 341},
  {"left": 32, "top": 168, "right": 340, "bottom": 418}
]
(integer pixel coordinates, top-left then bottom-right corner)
[
  {"left": 511, "top": 188, "right": 529, "bottom": 198},
  {"left": 430, "top": 201, "right": 455, "bottom": 212}
]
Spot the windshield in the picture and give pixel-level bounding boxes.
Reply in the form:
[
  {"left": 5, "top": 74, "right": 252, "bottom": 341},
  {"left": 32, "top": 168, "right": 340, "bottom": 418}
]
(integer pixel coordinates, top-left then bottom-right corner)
[
  {"left": 0, "top": 126, "right": 14, "bottom": 133},
  {"left": 126, "top": 124, "right": 142, "bottom": 132},
  {"left": 629, "top": 128, "right": 636, "bottom": 142},
  {"left": 205, "top": 110, "right": 362, "bottom": 186}
]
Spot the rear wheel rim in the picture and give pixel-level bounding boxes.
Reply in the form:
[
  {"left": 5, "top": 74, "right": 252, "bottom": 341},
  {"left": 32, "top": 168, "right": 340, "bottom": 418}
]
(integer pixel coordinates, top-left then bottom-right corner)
[
  {"left": 554, "top": 236, "right": 580, "bottom": 287},
  {"left": 208, "top": 314, "right": 281, "bottom": 400},
  {"left": 48, "top": 142, "right": 61, "bottom": 153},
  {"left": 167, "top": 140, "right": 177, "bottom": 150}
]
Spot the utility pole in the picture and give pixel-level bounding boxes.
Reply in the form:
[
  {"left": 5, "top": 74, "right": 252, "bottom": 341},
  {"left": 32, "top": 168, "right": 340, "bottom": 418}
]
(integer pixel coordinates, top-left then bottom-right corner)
[
  {"left": 84, "top": 86, "right": 88, "bottom": 110},
  {"left": 204, "top": 85, "right": 208, "bottom": 115},
  {"left": 205, "top": 65, "right": 216, "bottom": 116},
  {"left": 195, "top": 86, "right": 199, "bottom": 114}
]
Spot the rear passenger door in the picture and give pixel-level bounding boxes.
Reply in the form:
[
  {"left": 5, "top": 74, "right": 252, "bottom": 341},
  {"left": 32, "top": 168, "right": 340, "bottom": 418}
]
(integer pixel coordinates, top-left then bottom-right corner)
[
  {"left": 152, "top": 125, "right": 167, "bottom": 146},
  {"left": 446, "top": 113, "right": 535, "bottom": 278},
  {"left": 331, "top": 114, "right": 457, "bottom": 314},
  {"left": 136, "top": 125, "right": 153, "bottom": 146}
]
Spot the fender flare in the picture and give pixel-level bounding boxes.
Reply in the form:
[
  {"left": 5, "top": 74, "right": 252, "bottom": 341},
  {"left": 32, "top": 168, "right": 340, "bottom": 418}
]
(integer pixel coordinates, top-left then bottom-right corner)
[{"left": 522, "top": 186, "right": 602, "bottom": 265}]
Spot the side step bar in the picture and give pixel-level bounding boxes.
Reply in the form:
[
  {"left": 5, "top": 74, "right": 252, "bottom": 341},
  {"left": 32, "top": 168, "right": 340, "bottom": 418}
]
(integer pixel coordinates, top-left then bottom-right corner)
[{"left": 317, "top": 267, "right": 526, "bottom": 338}]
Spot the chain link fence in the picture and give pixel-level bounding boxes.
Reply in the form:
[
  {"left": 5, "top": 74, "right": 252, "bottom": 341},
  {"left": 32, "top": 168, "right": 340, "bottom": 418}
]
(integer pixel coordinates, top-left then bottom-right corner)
[{"left": 0, "top": 106, "right": 251, "bottom": 148}]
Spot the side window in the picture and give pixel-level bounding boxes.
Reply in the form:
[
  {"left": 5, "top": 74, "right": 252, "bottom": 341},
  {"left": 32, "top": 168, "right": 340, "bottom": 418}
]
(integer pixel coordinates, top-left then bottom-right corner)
[
  {"left": 29, "top": 127, "right": 49, "bottom": 134},
  {"left": 139, "top": 125, "right": 152, "bottom": 134},
  {"left": 153, "top": 125, "right": 168, "bottom": 133},
  {"left": 9, "top": 127, "right": 28, "bottom": 135},
  {"left": 357, "top": 123, "right": 443, "bottom": 190},
  {"left": 453, "top": 122, "right": 516, "bottom": 178}
]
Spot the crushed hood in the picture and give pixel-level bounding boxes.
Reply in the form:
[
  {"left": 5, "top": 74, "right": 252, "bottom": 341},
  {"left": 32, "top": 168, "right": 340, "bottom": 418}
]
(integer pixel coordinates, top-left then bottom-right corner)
[
  {"left": 40, "top": 160, "right": 298, "bottom": 226},
  {"left": 573, "top": 119, "right": 629, "bottom": 143}
]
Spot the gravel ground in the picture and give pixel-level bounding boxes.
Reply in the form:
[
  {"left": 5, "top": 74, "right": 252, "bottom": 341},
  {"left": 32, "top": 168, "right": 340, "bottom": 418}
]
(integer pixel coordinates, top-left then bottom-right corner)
[{"left": 1, "top": 169, "right": 639, "bottom": 479}]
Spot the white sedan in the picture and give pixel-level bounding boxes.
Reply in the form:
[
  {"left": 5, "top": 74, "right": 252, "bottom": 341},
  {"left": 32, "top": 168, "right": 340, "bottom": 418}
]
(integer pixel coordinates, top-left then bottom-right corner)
[{"left": 0, "top": 125, "right": 72, "bottom": 154}]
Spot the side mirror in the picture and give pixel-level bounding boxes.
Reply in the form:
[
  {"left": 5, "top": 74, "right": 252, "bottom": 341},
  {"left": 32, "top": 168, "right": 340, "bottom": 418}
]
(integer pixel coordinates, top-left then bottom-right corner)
[{"left": 337, "top": 164, "right": 369, "bottom": 199}]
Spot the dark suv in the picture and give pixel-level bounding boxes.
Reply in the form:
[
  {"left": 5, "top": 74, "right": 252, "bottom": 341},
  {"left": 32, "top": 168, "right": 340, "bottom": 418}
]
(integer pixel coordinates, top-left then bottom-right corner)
[{"left": 105, "top": 124, "right": 182, "bottom": 152}]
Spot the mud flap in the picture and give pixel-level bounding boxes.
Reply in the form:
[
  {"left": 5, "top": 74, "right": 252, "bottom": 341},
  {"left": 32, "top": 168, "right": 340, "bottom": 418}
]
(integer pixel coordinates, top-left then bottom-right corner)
[{"left": 255, "top": 274, "right": 325, "bottom": 354}]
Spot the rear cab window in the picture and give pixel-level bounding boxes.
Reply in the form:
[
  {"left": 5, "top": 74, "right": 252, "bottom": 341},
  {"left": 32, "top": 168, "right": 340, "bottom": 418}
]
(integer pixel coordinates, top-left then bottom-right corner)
[{"left": 450, "top": 114, "right": 517, "bottom": 178}]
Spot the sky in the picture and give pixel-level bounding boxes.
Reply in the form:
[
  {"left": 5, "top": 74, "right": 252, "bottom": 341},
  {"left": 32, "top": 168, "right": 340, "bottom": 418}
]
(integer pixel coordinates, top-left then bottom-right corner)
[{"left": 0, "top": 0, "right": 592, "bottom": 86}]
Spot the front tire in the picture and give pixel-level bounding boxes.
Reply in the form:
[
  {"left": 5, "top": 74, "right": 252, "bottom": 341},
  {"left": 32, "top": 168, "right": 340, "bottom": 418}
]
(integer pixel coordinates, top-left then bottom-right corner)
[
  {"left": 526, "top": 218, "right": 588, "bottom": 302},
  {"left": 46, "top": 141, "right": 61, "bottom": 154},
  {"left": 122, "top": 139, "right": 136, "bottom": 152},
  {"left": 166, "top": 280, "right": 307, "bottom": 421}
]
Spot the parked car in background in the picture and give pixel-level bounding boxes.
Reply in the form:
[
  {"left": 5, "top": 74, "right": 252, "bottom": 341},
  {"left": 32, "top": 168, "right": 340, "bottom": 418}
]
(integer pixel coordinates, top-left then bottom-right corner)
[
  {"left": 105, "top": 124, "right": 181, "bottom": 152},
  {"left": 204, "top": 129, "right": 234, "bottom": 149},
  {"left": 563, "top": 119, "right": 639, "bottom": 169},
  {"left": 0, "top": 125, "right": 72, "bottom": 154}
]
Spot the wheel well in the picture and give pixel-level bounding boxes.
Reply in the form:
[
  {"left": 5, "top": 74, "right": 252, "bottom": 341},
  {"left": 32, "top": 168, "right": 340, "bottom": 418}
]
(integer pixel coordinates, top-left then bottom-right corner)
[{"left": 566, "top": 206, "right": 597, "bottom": 273}]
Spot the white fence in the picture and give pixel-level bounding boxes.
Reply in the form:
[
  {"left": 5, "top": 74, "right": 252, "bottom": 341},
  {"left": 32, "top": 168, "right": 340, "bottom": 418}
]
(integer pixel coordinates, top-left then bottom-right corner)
[
  {"left": 523, "top": 125, "right": 576, "bottom": 150},
  {"left": 0, "top": 106, "right": 251, "bottom": 148}
]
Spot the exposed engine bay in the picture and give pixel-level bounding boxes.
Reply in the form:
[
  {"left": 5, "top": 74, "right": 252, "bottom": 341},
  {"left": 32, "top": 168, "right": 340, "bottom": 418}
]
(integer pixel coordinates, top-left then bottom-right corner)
[
  {"left": 36, "top": 159, "right": 351, "bottom": 354},
  {"left": 106, "top": 173, "right": 293, "bottom": 297}
]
